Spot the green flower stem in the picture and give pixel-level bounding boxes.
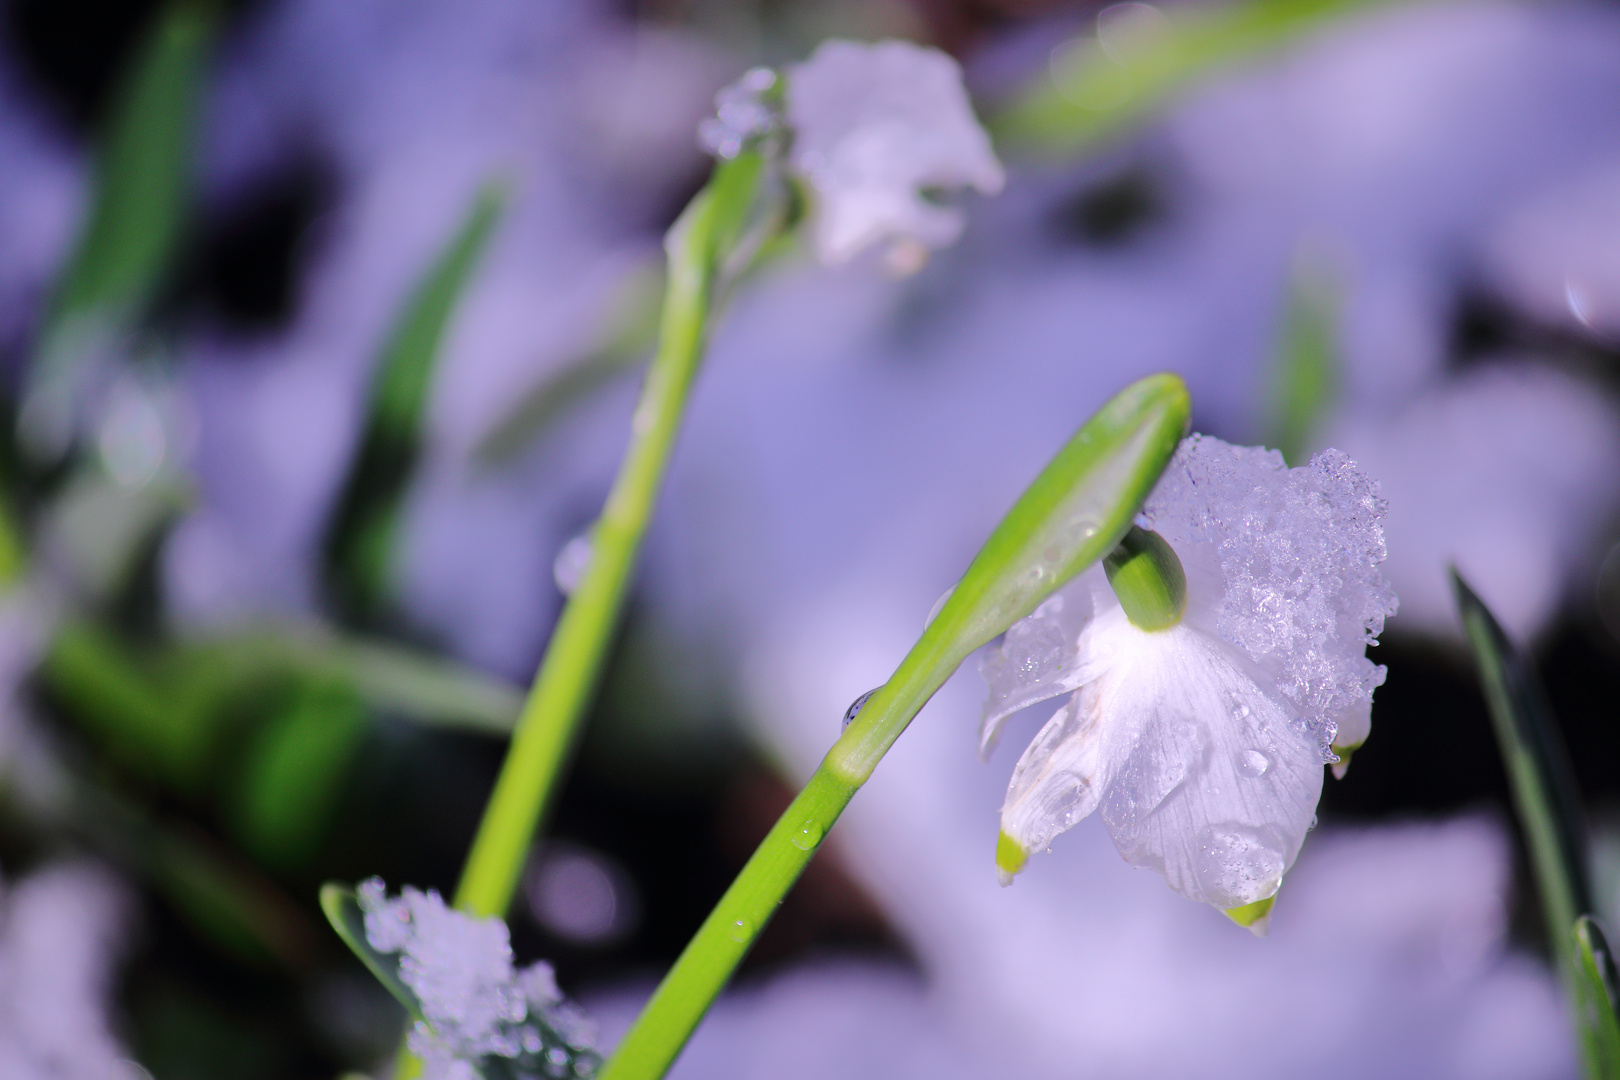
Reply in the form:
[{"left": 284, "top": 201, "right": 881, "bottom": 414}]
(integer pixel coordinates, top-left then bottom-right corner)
[
  {"left": 601, "top": 373, "right": 1190, "bottom": 1080},
  {"left": 453, "top": 151, "right": 766, "bottom": 920}
]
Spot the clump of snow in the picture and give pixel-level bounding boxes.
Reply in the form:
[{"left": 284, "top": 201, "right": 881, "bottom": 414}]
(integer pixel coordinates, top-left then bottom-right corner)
[
  {"left": 1140, "top": 434, "right": 1397, "bottom": 755},
  {"left": 1327, "top": 364, "right": 1620, "bottom": 641},
  {"left": 783, "top": 40, "right": 1004, "bottom": 265},
  {"left": 0, "top": 861, "right": 140, "bottom": 1080},
  {"left": 357, "top": 878, "right": 599, "bottom": 1080}
]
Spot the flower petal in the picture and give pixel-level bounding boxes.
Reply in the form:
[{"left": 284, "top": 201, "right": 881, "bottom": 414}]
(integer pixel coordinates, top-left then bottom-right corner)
[
  {"left": 1000, "top": 689, "right": 1112, "bottom": 860},
  {"left": 978, "top": 575, "right": 1096, "bottom": 757},
  {"left": 1097, "top": 624, "right": 1323, "bottom": 908}
]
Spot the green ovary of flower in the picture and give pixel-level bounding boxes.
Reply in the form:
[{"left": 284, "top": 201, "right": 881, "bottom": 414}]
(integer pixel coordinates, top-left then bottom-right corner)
[{"left": 1104, "top": 525, "right": 1187, "bottom": 631}]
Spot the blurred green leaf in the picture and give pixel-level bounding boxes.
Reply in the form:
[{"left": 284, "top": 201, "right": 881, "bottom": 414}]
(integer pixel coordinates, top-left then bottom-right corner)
[
  {"left": 25, "top": 0, "right": 216, "bottom": 459},
  {"left": 320, "top": 883, "right": 422, "bottom": 1017},
  {"left": 476, "top": 257, "right": 665, "bottom": 466},
  {"left": 1453, "top": 570, "right": 1598, "bottom": 1076},
  {"left": 229, "top": 679, "right": 368, "bottom": 871},
  {"left": 1265, "top": 246, "right": 1339, "bottom": 465},
  {"left": 43, "top": 619, "right": 233, "bottom": 793},
  {"left": 322, "top": 179, "right": 507, "bottom": 622},
  {"left": 1575, "top": 916, "right": 1620, "bottom": 1078},
  {"left": 993, "top": 0, "right": 1398, "bottom": 158},
  {"left": 199, "top": 624, "right": 524, "bottom": 733},
  {"left": 58, "top": 779, "right": 318, "bottom": 969}
]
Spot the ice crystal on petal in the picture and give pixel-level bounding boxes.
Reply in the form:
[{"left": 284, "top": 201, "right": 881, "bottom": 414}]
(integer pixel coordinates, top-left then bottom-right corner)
[
  {"left": 358, "top": 879, "right": 600, "bottom": 1080},
  {"left": 984, "top": 436, "right": 1395, "bottom": 910},
  {"left": 697, "top": 67, "right": 781, "bottom": 160},
  {"left": 784, "top": 40, "right": 1004, "bottom": 265},
  {"left": 1140, "top": 435, "right": 1396, "bottom": 755}
]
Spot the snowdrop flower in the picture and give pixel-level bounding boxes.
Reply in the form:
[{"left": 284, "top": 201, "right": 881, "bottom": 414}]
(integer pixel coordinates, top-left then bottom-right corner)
[
  {"left": 982, "top": 436, "right": 1396, "bottom": 926},
  {"left": 357, "top": 879, "right": 599, "bottom": 1079},
  {"left": 699, "top": 40, "right": 1005, "bottom": 267}
]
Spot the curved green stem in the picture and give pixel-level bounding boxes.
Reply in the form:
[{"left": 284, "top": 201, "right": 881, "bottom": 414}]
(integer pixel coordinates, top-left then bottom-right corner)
[
  {"left": 453, "top": 151, "right": 766, "bottom": 920},
  {"left": 601, "top": 373, "right": 1190, "bottom": 1080}
]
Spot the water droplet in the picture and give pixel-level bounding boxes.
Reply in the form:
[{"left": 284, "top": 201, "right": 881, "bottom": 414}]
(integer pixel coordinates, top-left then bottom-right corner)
[
  {"left": 1237, "top": 749, "right": 1270, "bottom": 778},
  {"left": 1194, "top": 825, "right": 1285, "bottom": 909},
  {"left": 925, "top": 584, "right": 956, "bottom": 628},
  {"left": 842, "top": 686, "right": 881, "bottom": 728},
  {"left": 552, "top": 530, "right": 594, "bottom": 595},
  {"left": 1231, "top": 703, "right": 1251, "bottom": 720},
  {"left": 728, "top": 917, "right": 752, "bottom": 943},
  {"left": 790, "top": 820, "right": 823, "bottom": 851}
]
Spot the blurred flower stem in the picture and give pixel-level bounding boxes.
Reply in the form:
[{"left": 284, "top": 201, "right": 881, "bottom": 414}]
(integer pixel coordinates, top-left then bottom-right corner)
[
  {"left": 993, "top": 0, "right": 1399, "bottom": 159},
  {"left": 601, "top": 374, "right": 1190, "bottom": 1080},
  {"left": 453, "top": 150, "right": 769, "bottom": 921}
]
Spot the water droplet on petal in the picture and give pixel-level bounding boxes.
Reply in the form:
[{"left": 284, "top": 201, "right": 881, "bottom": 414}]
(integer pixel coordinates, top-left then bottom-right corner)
[
  {"left": 842, "top": 686, "right": 881, "bottom": 728},
  {"left": 790, "top": 820, "right": 824, "bottom": 851},
  {"left": 1194, "top": 825, "right": 1286, "bottom": 909},
  {"left": 1237, "top": 749, "right": 1270, "bottom": 778}
]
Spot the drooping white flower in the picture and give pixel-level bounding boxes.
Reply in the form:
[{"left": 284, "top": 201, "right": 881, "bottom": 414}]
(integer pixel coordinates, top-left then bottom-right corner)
[
  {"left": 982, "top": 436, "right": 1396, "bottom": 923},
  {"left": 698, "top": 40, "right": 1005, "bottom": 268},
  {"left": 785, "top": 40, "right": 1004, "bottom": 265}
]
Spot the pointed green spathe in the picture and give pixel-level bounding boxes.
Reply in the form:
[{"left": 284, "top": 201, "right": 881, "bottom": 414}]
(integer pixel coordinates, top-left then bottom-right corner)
[{"left": 601, "top": 373, "right": 1189, "bottom": 1080}]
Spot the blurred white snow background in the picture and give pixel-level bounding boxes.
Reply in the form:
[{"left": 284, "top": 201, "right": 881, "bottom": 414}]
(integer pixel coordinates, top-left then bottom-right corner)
[{"left": 4, "top": 0, "right": 1620, "bottom": 1074}]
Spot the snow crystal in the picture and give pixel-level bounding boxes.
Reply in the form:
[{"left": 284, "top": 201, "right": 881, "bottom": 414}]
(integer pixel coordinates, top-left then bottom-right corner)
[
  {"left": 784, "top": 40, "right": 1004, "bottom": 265},
  {"left": 1139, "top": 435, "right": 1397, "bottom": 754},
  {"left": 697, "top": 67, "right": 781, "bottom": 160},
  {"left": 357, "top": 878, "right": 599, "bottom": 1079}
]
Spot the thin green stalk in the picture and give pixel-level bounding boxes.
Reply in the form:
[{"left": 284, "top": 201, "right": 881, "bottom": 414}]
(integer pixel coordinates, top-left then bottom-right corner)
[
  {"left": 602, "top": 373, "right": 1190, "bottom": 1080},
  {"left": 453, "top": 151, "right": 766, "bottom": 919}
]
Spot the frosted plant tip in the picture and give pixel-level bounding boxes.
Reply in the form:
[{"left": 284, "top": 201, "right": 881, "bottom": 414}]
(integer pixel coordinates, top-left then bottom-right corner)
[
  {"left": 1225, "top": 894, "right": 1275, "bottom": 936},
  {"left": 354, "top": 878, "right": 601, "bottom": 1080},
  {"left": 698, "top": 67, "right": 782, "bottom": 160},
  {"left": 981, "top": 435, "right": 1396, "bottom": 914},
  {"left": 996, "top": 830, "right": 1028, "bottom": 886}
]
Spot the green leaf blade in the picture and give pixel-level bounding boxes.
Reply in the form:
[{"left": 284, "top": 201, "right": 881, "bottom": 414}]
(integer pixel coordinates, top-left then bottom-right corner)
[
  {"left": 322, "top": 179, "right": 507, "bottom": 621},
  {"left": 319, "top": 883, "right": 422, "bottom": 1018},
  {"left": 1575, "top": 915, "right": 1620, "bottom": 1079},
  {"left": 1453, "top": 569, "right": 1597, "bottom": 1075}
]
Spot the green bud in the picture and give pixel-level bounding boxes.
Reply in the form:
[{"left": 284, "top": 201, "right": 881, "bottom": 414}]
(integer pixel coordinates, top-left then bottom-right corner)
[{"left": 1104, "top": 525, "right": 1186, "bottom": 631}]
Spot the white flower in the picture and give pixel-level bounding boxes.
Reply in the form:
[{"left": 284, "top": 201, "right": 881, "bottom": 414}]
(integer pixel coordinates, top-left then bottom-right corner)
[
  {"left": 698, "top": 40, "right": 1004, "bottom": 268},
  {"left": 982, "top": 436, "right": 1396, "bottom": 922},
  {"left": 785, "top": 40, "right": 1004, "bottom": 265}
]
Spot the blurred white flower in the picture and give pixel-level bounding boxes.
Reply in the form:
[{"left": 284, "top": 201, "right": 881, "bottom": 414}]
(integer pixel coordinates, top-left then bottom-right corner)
[
  {"left": 782, "top": 40, "right": 1004, "bottom": 266},
  {"left": 982, "top": 436, "right": 1395, "bottom": 919}
]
